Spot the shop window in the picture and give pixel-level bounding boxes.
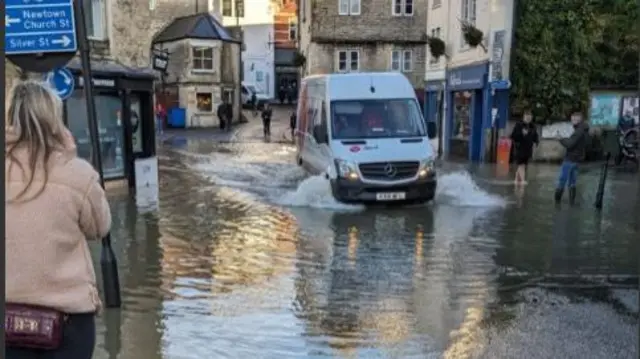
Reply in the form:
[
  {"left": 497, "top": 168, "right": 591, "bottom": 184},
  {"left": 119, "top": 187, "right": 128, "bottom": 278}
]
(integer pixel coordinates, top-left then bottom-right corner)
[
  {"left": 130, "top": 95, "right": 143, "bottom": 153},
  {"left": 196, "top": 93, "right": 213, "bottom": 112},
  {"left": 192, "top": 46, "right": 214, "bottom": 71},
  {"left": 452, "top": 91, "right": 472, "bottom": 140},
  {"left": 66, "top": 92, "right": 125, "bottom": 179}
]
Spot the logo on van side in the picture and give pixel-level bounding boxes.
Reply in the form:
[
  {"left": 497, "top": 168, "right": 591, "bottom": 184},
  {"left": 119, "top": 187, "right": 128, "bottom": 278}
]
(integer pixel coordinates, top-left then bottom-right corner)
[{"left": 349, "top": 146, "right": 361, "bottom": 153}]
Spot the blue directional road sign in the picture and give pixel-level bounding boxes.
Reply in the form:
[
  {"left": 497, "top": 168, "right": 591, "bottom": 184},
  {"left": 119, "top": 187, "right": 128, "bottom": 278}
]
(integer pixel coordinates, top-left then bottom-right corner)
[
  {"left": 46, "top": 67, "right": 75, "bottom": 100},
  {"left": 5, "top": 0, "right": 78, "bottom": 55}
]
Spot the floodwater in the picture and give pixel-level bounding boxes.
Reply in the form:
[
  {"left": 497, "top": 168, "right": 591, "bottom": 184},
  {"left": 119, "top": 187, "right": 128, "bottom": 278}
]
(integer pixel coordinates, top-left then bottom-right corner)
[{"left": 91, "top": 116, "right": 638, "bottom": 359}]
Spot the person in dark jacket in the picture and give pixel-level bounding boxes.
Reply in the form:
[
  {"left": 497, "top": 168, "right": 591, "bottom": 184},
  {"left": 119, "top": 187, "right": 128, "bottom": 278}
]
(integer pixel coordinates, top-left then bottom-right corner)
[
  {"left": 510, "top": 109, "right": 539, "bottom": 184},
  {"left": 290, "top": 111, "right": 297, "bottom": 141},
  {"left": 217, "top": 99, "right": 231, "bottom": 130},
  {"left": 261, "top": 103, "right": 273, "bottom": 138},
  {"left": 250, "top": 92, "right": 258, "bottom": 117},
  {"left": 555, "top": 109, "right": 590, "bottom": 204}
]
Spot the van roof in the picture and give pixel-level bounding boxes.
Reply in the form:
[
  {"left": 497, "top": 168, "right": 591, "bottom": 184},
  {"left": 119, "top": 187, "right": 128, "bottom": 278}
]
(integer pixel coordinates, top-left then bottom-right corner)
[{"left": 303, "top": 72, "right": 416, "bottom": 100}]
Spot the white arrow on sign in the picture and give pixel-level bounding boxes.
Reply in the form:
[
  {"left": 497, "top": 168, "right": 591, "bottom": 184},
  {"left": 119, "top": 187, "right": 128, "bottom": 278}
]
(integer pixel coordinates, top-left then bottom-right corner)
[
  {"left": 5, "top": 15, "right": 22, "bottom": 27},
  {"left": 61, "top": 71, "right": 72, "bottom": 85},
  {"left": 51, "top": 35, "right": 72, "bottom": 47}
]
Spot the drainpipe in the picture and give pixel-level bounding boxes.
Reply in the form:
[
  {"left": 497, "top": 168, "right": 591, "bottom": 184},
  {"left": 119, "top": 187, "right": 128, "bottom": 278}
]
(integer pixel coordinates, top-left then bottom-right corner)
[{"left": 235, "top": 0, "right": 242, "bottom": 124}]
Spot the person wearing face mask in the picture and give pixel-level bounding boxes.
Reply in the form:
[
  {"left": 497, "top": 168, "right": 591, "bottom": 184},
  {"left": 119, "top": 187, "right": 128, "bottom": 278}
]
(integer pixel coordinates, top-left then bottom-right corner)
[
  {"left": 510, "top": 108, "right": 539, "bottom": 184},
  {"left": 555, "top": 108, "right": 590, "bottom": 204}
]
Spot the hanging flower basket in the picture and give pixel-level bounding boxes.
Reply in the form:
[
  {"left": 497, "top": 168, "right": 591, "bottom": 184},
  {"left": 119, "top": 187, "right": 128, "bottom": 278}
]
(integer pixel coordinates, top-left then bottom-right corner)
[
  {"left": 460, "top": 20, "right": 485, "bottom": 50},
  {"left": 426, "top": 36, "right": 446, "bottom": 59},
  {"left": 293, "top": 51, "right": 306, "bottom": 68}
]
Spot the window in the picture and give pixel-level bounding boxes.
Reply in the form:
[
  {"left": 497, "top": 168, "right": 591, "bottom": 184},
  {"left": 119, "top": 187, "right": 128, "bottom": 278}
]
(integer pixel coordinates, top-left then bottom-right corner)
[
  {"left": 236, "top": 0, "right": 244, "bottom": 17},
  {"left": 429, "top": 27, "right": 442, "bottom": 64},
  {"left": 66, "top": 92, "right": 125, "bottom": 179},
  {"left": 338, "top": 0, "right": 360, "bottom": 15},
  {"left": 288, "top": 18, "right": 297, "bottom": 41},
  {"left": 432, "top": 0, "right": 441, "bottom": 7},
  {"left": 390, "top": 50, "right": 412, "bottom": 72},
  {"left": 337, "top": 50, "right": 359, "bottom": 72},
  {"left": 196, "top": 93, "right": 213, "bottom": 112},
  {"left": 402, "top": 50, "right": 412, "bottom": 71},
  {"left": 192, "top": 47, "right": 214, "bottom": 71},
  {"left": 83, "top": 0, "right": 106, "bottom": 39},
  {"left": 222, "top": 0, "right": 232, "bottom": 16},
  {"left": 149, "top": 0, "right": 156, "bottom": 10},
  {"left": 390, "top": 51, "right": 401, "bottom": 71},
  {"left": 461, "top": 0, "right": 477, "bottom": 47},
  {"left": 392, "top": 0, "right": 413, "bottom": 16},
  {"left": 461, "top": 0, "right": 476, "bottom": 24}
]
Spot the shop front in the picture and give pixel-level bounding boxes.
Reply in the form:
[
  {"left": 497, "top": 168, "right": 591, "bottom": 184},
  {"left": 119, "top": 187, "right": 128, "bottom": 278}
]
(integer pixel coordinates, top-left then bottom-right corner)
[
  {"left": 64, "top": 60, "right": 156, "bottom": 188},
  {"left": 274, "top": 49, "right": 299, "bottom": 104},
  {"left": 445, "top": 62, "right": 489, "bottom": 162}
]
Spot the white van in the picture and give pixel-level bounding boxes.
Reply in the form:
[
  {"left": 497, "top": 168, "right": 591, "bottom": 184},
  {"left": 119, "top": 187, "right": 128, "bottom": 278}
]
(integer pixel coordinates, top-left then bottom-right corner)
[
  {"left": 241, "top": 82, "right": 270, "bottom": 107},
  {"left": 295, "top": 72, "right": 437, "bottom": 204}
]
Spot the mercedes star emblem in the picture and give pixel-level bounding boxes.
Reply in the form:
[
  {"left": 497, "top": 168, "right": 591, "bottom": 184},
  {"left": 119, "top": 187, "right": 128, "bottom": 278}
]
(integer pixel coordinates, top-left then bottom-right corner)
[{"left": 384, "top": 163, "right": 397, "bottom": 178}]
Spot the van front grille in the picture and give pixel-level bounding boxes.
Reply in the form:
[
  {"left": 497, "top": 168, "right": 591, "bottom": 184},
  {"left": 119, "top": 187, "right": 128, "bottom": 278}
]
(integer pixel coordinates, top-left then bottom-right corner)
[{"left": 358, "top": 161, "right": 419, "bottom": 180}]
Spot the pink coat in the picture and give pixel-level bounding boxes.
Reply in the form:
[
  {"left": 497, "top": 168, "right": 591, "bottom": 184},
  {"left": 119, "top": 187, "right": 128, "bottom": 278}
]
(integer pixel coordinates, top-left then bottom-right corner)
[{"left": 6, "top": 128, "right": 111, "bottom": 313}]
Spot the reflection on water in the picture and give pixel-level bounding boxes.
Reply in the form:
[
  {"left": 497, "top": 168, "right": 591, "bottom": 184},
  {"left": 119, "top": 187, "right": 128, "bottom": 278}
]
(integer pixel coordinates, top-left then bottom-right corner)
[{"left": 90, "top": 145, "right": 638, "bottom": 359}]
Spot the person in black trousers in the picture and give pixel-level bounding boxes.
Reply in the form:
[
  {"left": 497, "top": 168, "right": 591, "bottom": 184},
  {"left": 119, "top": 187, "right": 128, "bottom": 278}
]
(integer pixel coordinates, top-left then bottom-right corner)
[
  {"left": 261, "top": 103, "right": 273, "bottom": 138},
  {"left": 510, "top": 108, "right": 539, "bottom": 184},
  {"left": 290, "top": 111, "right": 297, "bottom": 141},
  {"left": 217, "top": 99, "right": 231, "bottom": 130}
]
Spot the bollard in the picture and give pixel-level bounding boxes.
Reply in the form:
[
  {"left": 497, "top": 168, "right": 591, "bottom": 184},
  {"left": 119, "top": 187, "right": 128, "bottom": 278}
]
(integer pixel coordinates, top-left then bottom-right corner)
[{"left": 594, "top": 152, "right": 611, "bottom": 210}]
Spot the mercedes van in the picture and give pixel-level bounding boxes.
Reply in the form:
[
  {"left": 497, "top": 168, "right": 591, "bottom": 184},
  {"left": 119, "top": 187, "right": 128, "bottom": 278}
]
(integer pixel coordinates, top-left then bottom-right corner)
[{"left": 295, "top": 72, "right": 437, "bottom": 204}]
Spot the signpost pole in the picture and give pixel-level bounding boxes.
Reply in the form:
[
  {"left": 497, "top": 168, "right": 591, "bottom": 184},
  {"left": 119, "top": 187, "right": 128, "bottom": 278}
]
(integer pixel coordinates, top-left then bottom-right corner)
[{"left": 73, "top": 0, "right": 121, "bottom": 308}]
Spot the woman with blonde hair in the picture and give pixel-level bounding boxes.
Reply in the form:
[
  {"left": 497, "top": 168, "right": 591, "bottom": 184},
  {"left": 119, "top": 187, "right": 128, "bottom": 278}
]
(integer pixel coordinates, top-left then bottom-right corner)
[{"left": 5, "top": 80, "right": 111, "bottom": 359}]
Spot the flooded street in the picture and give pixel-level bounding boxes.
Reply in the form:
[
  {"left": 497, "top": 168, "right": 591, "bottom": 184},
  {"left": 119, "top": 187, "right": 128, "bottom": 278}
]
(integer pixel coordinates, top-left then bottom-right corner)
[{"left": 91, "top": 109, "right": 638, "bottom": 359}]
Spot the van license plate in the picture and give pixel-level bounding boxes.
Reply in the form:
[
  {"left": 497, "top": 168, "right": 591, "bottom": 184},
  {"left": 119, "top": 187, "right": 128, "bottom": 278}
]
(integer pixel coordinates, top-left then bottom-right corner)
[{"left": 376, "top": 192, "right": 406, "bottom": 201}]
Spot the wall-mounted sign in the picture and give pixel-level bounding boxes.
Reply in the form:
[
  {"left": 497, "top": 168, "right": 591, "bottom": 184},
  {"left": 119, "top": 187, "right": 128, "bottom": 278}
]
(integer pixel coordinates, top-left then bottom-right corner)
[
  {"left": 276, "top": 66, "right": 298, "bottom": 73},
  {"left": 153, "top": 54, "right": 169, "bottom": 72},
  {"left": 489, "top": 30, "right": 506, "bottom": 83},
  {"left": 77, "top": 77, "right": 116, "bottom": 88}
]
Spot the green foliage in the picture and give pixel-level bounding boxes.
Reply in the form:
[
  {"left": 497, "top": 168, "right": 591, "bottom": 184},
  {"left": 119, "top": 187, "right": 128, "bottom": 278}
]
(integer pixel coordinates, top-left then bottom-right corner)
[
  {"left": 427, "top": 36, "right": 446, "bottom": 58},
  {"left": 510, "top": 0, "right": 639, "bottom": 123},
  {"left": 293, "top": 51, "right": 306, "bottom": 68}
]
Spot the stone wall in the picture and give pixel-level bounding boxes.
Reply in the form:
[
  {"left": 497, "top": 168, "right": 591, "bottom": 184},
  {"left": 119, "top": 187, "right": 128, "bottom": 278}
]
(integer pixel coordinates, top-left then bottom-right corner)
[
  {"left": 310, "top": 0, "right": 427, "bottom": 42},
  {"left": 303, "top": 43, "right": 426, "bottom": 88},
  {"left": 110, "top": 0, "right": 211, "bottom": 67}
]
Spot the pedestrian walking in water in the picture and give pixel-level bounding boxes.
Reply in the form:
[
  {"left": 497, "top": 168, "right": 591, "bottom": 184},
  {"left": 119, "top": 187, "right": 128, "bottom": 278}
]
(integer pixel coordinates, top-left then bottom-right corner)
[
  {"left": 555, "top": 108, "right": 590, "bottom": 204},
  {"left": 251, "top": 91, "right": 258, "bottom": 117},
  {"left": 5, "top": 81, "right": 112, "bottom": 359},
  {"left": 510, "top": 108, "right": 539, "bottom": 184},
  {"left": 290, "top": 111, "right": 297, "bottom": 141},
  {"left": 262, "top": 103, "right": 273, "bottom": 138},
  {"left": 217, "top": 98, "right": 231, "bottom": 130}
]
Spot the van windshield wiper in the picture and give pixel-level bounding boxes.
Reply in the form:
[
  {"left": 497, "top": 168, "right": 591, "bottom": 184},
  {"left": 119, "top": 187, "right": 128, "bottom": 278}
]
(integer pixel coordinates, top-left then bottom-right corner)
[
  {"left": 341, "top": 140, "right": 367, "bottom": 145},
  {"left": 400, "top": 138, "right": 423, "bottom": 143}
]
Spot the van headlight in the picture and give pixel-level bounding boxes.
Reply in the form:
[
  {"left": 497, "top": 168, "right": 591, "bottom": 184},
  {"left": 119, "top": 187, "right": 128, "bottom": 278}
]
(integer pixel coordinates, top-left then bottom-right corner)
[
  {"left": 418, "top": 158, "right": 435, "bottom": 178},
  {"left": 335, "top": 159, "right": 359, "bottom": 180}
]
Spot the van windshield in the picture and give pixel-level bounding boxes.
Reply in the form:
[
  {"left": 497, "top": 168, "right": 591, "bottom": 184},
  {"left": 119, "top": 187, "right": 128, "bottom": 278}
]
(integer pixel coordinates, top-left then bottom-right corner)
[
  {"left": 246, "top": 85, "right": 262, "bottom": 94},
  {"left": 330, "top": 99, "right": 426, "bottom": 139}
]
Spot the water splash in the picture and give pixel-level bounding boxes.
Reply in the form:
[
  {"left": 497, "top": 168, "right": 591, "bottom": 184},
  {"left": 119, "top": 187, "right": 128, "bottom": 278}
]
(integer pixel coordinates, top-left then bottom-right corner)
[
  {"left": 436, "top": 171, "right": 507, "bottom": 207},
  {"left": 277, "top": 175, "right": 365, "bottom": 211}
]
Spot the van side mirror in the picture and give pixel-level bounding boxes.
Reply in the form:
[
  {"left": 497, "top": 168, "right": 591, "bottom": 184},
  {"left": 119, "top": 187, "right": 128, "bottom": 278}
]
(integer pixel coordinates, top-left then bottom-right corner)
[
  {"left": 426, "top": 121, "right": 437, "bottom": 140},
  {"left": 313, "top": 125, "right": 328, "bottom": 143}
]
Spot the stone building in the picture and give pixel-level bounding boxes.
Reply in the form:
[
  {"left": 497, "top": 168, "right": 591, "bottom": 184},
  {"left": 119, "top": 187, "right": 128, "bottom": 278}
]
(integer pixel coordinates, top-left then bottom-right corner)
[
  {"left": 4, "top": 0, "right": 239, "bottom": 184},
  {"left": 152, "top": 13, "right": 241, "bottom": 128},
  {"left": 298, "top": 0, "right": 428, "bottom": 90}
]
